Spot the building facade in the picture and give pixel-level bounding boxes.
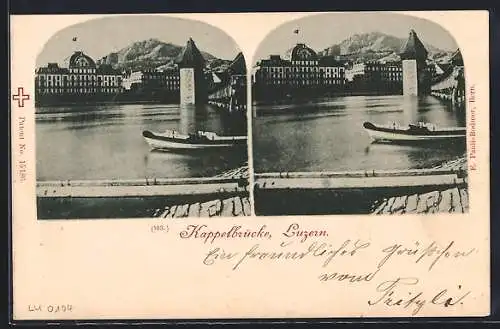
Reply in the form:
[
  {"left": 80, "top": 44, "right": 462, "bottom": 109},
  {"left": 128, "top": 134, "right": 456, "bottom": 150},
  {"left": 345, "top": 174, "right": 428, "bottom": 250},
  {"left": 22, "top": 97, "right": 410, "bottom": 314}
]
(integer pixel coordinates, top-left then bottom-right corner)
[
  {"left": 119, "top": 68, "right": 181, "bottom": 103},
  {"left": 345, "top": 61, "right": 403, "bottom": 94},
  {"left": 35, "top": 51, "right": 122, "bottom": 105},
  {"left": 121, "top": 68, "right": 180, "bottom": 92},
  {"left": 253, "top": 43, "right": 346, "bottom": 101},
  {"left": 252, "top": 30, "right": 446, "bottom": 102}
]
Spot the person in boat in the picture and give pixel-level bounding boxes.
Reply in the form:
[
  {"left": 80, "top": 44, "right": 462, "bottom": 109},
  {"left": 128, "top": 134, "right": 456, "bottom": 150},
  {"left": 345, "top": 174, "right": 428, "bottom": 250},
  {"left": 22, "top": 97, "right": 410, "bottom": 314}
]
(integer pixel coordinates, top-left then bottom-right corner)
[
  {"left": 188, "top": 132, "right": 202, "bottom": 142},
  {"left": 392, "top": 122, "right": 396, "bottom": 130}
]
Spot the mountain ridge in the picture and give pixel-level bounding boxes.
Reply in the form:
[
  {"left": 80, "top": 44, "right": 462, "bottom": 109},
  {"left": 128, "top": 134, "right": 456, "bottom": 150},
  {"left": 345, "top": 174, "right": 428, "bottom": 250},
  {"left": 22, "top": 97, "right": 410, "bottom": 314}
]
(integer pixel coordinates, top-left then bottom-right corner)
[
  {"left": 96, "top": 38, "right": 231, "bottom": 71},
  {"left": 304, "top": 32, "right": 455, "bottom": 62}
]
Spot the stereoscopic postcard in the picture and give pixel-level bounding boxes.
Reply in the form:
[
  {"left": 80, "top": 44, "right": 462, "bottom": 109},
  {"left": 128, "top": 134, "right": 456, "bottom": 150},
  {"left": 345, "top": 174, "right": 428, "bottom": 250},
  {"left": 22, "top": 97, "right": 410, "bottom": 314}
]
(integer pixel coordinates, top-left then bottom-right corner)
[{"left": 10, "top": 11, "right": 490, "bottom": 320}]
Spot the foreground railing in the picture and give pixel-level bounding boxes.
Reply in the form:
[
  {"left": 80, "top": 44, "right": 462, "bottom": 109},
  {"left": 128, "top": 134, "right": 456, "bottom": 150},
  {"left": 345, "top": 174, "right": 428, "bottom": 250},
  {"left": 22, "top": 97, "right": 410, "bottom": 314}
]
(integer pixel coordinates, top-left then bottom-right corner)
[
  {"left": 254, "top": 168, "right": 467, "bottom": 190},
  {"left": 38, "top": 168, "right": 467, "bottom": 198},
  {"left": 37, "top": 177, "right": 248, "bottom": 198}
]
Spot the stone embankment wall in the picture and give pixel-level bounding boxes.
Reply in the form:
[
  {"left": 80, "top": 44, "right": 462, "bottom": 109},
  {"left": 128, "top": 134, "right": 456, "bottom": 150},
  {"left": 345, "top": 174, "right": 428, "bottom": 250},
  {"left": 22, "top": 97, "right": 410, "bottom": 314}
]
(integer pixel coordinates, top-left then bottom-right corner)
[
  {"left": 154, "top": 165, "right": 250, "bottom": 218},
  {"left": 371, "top": 156, "right": 468, "bottom": 215},
  {"left": 214, "top": 164, "right": 249, "bottom": 179},
  {"left": 153, "top": 195, "right": 251, "bottom": 218}
]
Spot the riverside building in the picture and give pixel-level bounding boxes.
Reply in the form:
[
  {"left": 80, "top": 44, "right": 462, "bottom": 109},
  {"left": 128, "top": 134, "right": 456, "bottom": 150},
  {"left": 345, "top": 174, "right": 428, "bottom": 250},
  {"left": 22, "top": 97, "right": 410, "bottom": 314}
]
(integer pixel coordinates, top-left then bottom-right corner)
[
  {"left": 35, "top": 51, "right": 122, "bottom": 105},
  {"left": 253, "top": 43, "right": 346, "bottom": 101},
  {"left": 344, "top": 61, "right": 403, "bottom": 94}
]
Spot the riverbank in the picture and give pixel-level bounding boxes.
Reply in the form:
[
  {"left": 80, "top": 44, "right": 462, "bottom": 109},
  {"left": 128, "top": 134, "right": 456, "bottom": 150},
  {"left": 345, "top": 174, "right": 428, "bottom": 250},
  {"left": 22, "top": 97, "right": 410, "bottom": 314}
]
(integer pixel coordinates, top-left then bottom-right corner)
[{"left": 370, "top": 154, "right": 468, "bottom": 215}]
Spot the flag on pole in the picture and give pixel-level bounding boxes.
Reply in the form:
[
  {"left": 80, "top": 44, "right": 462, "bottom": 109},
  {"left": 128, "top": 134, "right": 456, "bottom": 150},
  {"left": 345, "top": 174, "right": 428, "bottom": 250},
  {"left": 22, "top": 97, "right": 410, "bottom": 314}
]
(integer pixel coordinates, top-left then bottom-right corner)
[{"left": 293, "top": 29, "right": 299, "bottom": 34}]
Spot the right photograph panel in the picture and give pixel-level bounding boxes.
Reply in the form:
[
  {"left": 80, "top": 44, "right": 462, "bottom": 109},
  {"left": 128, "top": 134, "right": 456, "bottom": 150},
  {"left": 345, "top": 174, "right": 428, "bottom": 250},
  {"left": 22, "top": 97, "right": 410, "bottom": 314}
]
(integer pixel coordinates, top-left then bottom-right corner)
[{"left": 251, "top": 12, "right": 468, "bottom": 216}]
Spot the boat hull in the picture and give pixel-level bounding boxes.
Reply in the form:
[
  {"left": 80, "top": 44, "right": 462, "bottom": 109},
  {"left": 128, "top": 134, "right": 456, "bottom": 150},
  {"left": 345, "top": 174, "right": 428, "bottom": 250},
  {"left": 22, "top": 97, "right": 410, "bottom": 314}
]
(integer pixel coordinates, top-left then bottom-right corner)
[
  {"left": 142, "top": 130, "right": 246, "bottom": 150},
  {"left": 363, "top": 122, "right": 466, "bottom": 143},
  {"left": 144, "top": 136, "right": 239, "bottom": 150},
  {"left": 365, "top": 129, "right": 466, "bottom": 142}
]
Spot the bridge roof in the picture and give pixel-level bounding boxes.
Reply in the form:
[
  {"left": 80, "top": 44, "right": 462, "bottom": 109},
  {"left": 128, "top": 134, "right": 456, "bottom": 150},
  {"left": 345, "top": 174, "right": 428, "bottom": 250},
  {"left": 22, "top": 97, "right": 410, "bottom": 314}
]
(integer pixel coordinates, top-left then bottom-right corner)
[
  {"left": 229, "top": 52, "right": 246, "bottom": 75},
  {"left": 451, "top": 49, "right": 464, "bottom": 66},
  {"left": 176, "top": 38, "right": 205, "bottom": 68},
  {"left": 400, "top": 30, "right": 428, "bottom": 61}
]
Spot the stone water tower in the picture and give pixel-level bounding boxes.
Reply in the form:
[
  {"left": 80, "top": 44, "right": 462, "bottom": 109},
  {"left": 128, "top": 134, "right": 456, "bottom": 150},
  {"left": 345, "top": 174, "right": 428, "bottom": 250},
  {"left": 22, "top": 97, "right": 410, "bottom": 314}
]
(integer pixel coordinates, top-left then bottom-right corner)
[
  {"left": 399, "top": 30, "right": 430, "bottom": 96},
  {"left": 176, "top": 38, "right": 207, "bottom": 105}
]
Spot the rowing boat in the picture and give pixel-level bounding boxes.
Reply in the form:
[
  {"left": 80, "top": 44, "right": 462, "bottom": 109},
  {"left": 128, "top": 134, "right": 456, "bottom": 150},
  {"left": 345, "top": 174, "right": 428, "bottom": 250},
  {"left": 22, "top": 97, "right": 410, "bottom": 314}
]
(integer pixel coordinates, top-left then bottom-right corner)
[
  {"left": 142, "top": 129, "right": 247, "bottom": 150},
  {"left": 363, "top": 121, "right": 466, "bottom": 143}
]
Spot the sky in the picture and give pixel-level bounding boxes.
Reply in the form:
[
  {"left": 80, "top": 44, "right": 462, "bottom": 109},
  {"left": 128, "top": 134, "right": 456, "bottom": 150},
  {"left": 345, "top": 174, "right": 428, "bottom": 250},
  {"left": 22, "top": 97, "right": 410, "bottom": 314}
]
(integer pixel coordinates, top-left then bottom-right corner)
[
  {"left": 253, "top": 12, "right": 459, "bottom": 65},
  {"left": 36, "top": 15, "right": 242, "bottom": 67}
]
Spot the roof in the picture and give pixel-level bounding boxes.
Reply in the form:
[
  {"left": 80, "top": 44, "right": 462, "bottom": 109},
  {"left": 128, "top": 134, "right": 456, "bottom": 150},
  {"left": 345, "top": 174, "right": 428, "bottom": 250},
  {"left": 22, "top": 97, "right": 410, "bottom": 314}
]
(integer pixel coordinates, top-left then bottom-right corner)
[
  {"left": 318, "top": 56, "right": 343, "bottom": 67},
  {"left": 435, "top": 62, "right": 452, "bottom": 73},
  {"left": 36, "top": 63, "right": 69, "bottom": 74},
  {"left": 96, "top": 64, "right": 121, "bottom": 75},
  {"left": 162, "top": 67, "right": 180, "bottom": 73},
  {"left": 451, "top": 49, "right": 464, "bottom": 66},
  {"left": 258, "top": 53, "right": 346, "bottom": 68},
  {"left": 68, "top": 51, "right": 96, "bottom": 68},
  {"left": 176, "top": 38, "right": 205, "bottom": 68},
  {"left": 212, "top": 72, "right": 223, "bottom": 83},
  {"left": 258, "top": 55, "right": 291, "bottom": 67},
  {"left": 400, "top": 30, "right": 428, "bottom": 61},
  {"left": 229, "top": 52, "right": 246, "bottom": 75},
  {"left": 285, "top": 43, "right": 318, "bottom": 61}
]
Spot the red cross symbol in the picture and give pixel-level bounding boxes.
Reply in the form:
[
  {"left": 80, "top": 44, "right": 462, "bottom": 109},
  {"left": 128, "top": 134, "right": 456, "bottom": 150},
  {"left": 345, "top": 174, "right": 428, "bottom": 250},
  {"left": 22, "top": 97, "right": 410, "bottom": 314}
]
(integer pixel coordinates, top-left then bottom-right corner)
[{"left": 12, "top": 87, "right": 30, "bottom": 107}]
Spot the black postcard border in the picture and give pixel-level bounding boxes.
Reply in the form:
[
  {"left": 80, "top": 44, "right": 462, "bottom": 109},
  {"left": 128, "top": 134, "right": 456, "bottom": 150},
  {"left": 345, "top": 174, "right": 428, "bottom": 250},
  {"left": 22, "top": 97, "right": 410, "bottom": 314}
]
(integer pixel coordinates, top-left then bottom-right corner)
[{"left": 5, "top": 1, "right": 499, "bottom": 327}]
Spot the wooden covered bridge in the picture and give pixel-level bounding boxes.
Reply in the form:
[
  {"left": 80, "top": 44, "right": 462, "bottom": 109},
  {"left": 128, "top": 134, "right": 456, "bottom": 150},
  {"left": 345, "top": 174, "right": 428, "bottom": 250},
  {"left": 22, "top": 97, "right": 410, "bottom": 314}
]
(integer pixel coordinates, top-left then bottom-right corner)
[
  {"left": 207, "top": 52, "right": 247, "bottom": 113},
  {"left": 430, "top": 49, "right": 466, "bottom": 108}
]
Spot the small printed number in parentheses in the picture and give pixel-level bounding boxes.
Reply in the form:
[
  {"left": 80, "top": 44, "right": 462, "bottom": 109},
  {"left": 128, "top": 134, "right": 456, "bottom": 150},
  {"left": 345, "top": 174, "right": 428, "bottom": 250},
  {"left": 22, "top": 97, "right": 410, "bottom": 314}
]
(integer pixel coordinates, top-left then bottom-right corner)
[{"left": 150, "top": 224, "right": 169, "bottom": 233}]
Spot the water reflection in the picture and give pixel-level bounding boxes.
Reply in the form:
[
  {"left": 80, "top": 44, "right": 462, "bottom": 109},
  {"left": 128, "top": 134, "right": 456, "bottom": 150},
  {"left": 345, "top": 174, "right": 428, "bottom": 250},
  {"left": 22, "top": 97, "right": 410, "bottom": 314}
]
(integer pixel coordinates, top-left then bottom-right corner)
[
  {"left": 253, "top": 95, "right": 466, "bottom": 172},
  {"left": 146, "top": 147, "right": 247, "bottom": 177},
  {"left": 179, "top": 104, "right": 198, "bottom": 135},
  {"left": 36, "top": 104, "right": 247, "bottom": 180}
]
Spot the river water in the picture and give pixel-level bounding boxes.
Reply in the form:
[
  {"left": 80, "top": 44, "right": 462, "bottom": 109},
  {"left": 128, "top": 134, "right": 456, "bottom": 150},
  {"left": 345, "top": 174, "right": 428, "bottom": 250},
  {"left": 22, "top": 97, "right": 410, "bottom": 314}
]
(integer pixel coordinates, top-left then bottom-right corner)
[
  {"left": 252, "top": 95, "right": 466, "bottom": 173},
  {"left": 36, "top": 104, "right": 247, "bottom": 180}
]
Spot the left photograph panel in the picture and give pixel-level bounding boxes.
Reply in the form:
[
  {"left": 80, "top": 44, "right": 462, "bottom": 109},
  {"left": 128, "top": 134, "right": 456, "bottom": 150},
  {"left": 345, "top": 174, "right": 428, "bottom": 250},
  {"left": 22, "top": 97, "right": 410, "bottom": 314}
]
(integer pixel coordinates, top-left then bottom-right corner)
[{"left": 35, "top": 15, "right": 250, "bottom": 219}]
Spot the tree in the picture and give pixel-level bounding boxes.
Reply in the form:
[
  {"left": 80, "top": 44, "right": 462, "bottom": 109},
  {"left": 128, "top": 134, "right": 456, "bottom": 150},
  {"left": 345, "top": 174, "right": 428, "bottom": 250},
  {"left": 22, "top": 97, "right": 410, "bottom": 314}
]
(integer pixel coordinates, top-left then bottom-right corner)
[{"left": 330, "top": 45, "right": 341, "bottom": 57}]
